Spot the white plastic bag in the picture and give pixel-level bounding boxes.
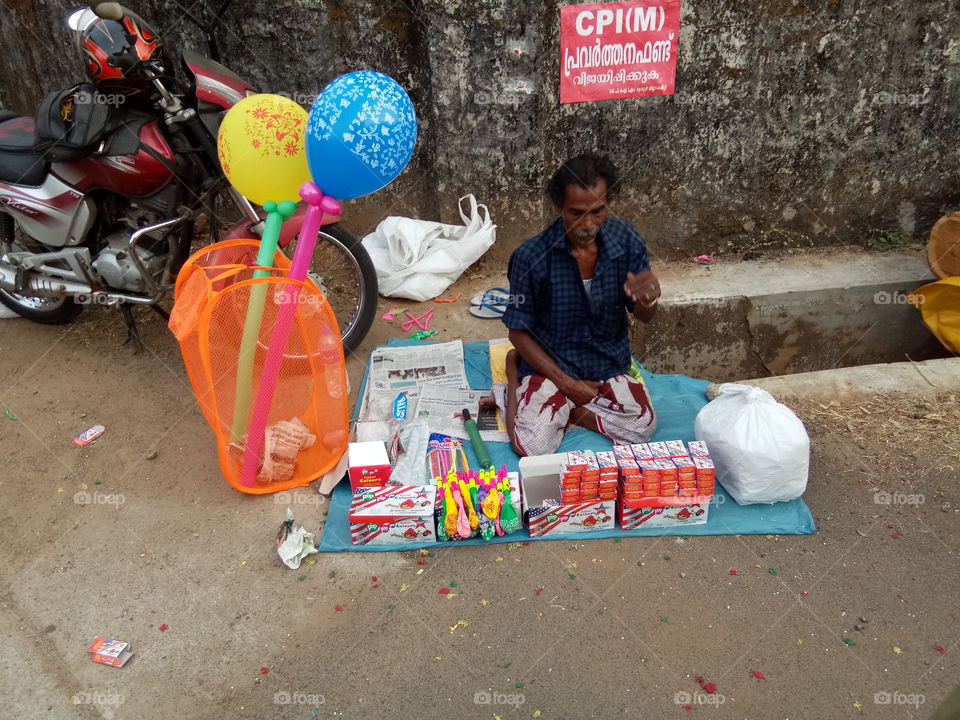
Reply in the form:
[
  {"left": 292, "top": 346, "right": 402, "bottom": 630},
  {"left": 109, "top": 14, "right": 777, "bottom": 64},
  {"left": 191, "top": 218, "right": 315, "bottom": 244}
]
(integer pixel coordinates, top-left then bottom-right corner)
[
  {"left": 694, "top": 383, "right": 809, "bottom": 505},
  {"left": 361, "top": 194, "right": 496, "bottom": 301}
]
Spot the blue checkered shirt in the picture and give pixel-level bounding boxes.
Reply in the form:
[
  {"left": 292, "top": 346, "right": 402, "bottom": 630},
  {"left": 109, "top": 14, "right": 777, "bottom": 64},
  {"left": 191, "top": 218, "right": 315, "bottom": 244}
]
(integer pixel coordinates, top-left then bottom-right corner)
[{"left": 502, "top": 216, "right": 651, "bottom": 381}]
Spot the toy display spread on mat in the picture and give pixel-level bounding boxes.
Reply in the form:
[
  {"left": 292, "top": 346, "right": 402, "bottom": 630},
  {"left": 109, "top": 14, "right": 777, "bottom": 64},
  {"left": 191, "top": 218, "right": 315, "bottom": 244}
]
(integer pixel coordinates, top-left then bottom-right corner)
[
  {"left": 319, "top": 339, "right": 815, "bottom": 552},
  {"left": 345, "top": 439, "right": 721, "bottom": 546}
]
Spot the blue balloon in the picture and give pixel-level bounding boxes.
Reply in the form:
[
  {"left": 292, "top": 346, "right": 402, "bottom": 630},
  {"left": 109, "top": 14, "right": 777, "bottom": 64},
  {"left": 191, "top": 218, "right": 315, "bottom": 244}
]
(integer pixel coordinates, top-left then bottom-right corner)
[{"left": 306, "top": 71, "right": 418, "bottom": 200}]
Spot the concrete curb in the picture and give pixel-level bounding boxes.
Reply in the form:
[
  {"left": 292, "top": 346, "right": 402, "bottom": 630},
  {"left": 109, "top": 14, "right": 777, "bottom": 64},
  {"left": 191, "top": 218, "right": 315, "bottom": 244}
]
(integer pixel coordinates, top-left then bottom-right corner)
[{"left": 739, "top": 357, "right": 960, "bottom": 401}]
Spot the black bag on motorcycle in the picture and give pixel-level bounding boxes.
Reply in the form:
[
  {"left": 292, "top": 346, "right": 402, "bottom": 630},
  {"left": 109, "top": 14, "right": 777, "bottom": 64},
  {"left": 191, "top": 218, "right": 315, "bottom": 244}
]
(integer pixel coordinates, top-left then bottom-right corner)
[{"left": 33, "top": 83, "right": 113, "bottom": 161}]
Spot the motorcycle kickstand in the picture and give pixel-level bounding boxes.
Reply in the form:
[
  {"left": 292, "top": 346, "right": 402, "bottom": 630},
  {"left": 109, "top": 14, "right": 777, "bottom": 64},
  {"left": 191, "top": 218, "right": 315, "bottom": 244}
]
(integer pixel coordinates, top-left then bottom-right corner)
[
  {"left": 149, "top": 303, "right": 170, "bottom": 322},
  {"left": 119, "top": 303, "right": 144, "bottom": 354}
]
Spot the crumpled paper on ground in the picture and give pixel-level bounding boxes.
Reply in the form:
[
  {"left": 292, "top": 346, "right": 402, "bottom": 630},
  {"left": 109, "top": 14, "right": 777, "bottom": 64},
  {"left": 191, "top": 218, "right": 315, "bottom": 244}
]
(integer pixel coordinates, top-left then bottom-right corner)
[{"left": 276, "top": 509, "right": 317, "bottom": 569}]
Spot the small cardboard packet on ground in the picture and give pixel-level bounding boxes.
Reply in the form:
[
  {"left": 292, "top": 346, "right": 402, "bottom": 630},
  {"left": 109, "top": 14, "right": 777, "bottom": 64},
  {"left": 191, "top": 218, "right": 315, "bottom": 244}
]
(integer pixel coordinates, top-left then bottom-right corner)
[{"left": 88, "top": 637, "right": 134, "bottom": 667}]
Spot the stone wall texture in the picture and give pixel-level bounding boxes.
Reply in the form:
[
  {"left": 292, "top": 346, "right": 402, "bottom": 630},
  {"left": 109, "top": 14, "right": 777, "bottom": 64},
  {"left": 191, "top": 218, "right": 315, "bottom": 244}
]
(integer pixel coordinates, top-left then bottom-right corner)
[{"left": 2, "top": 0, "right": 958, "bottom": 263}]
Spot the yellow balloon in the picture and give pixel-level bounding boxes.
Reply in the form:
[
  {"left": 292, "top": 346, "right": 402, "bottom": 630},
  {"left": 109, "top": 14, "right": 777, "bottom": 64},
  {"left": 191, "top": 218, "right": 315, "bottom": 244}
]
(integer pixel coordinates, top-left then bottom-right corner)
[{"left": 217, "top": 94, "right": 311, "bottom": 206}]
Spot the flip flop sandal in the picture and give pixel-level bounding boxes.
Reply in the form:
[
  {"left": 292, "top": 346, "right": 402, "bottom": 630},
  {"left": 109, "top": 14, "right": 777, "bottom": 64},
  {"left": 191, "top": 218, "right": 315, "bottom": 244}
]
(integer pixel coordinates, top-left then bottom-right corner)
[
  {"left": 470, "top": 287, "right": 510, "bottom": 306},
  {"left": 468, "top": 301, "right": 507, "bottom": 318}
]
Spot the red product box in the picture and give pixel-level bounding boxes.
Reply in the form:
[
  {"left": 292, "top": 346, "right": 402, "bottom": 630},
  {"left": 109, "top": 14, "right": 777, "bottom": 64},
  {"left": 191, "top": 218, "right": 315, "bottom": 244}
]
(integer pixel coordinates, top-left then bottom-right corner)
[
  {"left": 88, "top": 637, "right": 134, "bottom": 667},
  {"left": 647, "top": 441, "right": 673, "bottom": 458},
  {"left": 673, "top": 457, "right": 697, "bottom": 484},
  {"left": 693, "top": 456, "right": 716, "bottom": 483},
  {"left": 565, "top": 450, "right": 590, "bottom": 471},
  {"left": 581, "top": 453, "right": 599, "bottom": 481},
  {"left": 560, "top": 473, "right": 581, "bottom": 489},
  {"left": 630, "top": 443, "right": 654, "bottom": 460},
  {"left": 348, "top": 441, "right": 391, "bottom": 490},
  {"left": 655, "top": 459, "right": 679, "bottom": 481},
  {"left": 618, "top": 458, "right": 640, "bottom": 476},
  {"left": 664, "top": 440, "right": 687, "bottom": 457},
  {"left": 638, "top": 459, "right": 660, "bottom": 477},
  {"left": 561, "top": 488, "right": 580, "bottom": 503},
  {"left": 688, "top": 441, "right": 710, "bottom": 457},
  {"left": 613, "top": 445, "right": 635, "bottom": 460},
  {"left": 595, "top": 450, "right": 618, "bottom": 469}
]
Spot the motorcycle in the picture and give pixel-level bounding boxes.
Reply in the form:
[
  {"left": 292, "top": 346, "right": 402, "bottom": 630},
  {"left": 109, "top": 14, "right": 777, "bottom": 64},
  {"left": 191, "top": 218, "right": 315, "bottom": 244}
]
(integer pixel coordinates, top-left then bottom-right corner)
[{"left": 0, "top": 1, "right": 378, "bottom": 351}]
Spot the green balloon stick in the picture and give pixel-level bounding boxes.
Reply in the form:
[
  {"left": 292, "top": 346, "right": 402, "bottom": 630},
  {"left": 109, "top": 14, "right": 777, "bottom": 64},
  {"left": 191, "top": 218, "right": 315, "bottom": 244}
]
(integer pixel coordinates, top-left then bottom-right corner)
[
  {"left": 230, "top": 200, "right": 297, "bottom": 443},
  {"left": 461, "top": 408, "right": 492, "bottom": 470}
]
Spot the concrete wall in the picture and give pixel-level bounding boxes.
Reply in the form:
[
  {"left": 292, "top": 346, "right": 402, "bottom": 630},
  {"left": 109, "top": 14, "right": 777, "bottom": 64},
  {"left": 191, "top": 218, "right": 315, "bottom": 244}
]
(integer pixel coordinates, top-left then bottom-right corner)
[{"left": 2, "top": 0, "right": 958, "bottom": 263}]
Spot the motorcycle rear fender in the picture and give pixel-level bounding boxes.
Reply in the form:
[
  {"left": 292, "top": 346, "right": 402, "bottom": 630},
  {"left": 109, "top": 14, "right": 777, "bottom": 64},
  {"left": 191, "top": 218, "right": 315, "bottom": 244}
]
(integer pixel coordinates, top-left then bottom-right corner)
[
  {"left": 221, "top": 204, "right": 341, "bottom": 249},
  {"left": 181, "top": 50, "right": 254, "bottom": 109}
]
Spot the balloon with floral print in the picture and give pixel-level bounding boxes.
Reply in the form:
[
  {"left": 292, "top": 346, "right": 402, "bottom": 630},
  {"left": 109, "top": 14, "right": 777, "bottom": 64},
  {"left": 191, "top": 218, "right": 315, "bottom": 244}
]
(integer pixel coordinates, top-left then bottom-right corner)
[
  {"left": 306, "top": 71, "right": 417, "bottom": 200},
  {"left": 217, "top": 93, "right": 312, "bottom": 206}
]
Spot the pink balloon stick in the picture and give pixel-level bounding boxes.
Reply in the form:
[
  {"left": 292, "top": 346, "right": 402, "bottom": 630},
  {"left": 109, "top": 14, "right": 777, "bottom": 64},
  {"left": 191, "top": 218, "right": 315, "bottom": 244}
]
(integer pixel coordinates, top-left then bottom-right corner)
[{"left": 239, "top": 182, "right": 342, "bottom": 487}]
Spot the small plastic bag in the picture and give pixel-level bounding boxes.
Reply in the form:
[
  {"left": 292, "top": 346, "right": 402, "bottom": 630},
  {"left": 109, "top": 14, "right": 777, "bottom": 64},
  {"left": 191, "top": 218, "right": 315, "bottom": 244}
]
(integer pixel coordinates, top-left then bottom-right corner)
[{"left": 694, "top": 384, "right": 809, "bottom": 505}]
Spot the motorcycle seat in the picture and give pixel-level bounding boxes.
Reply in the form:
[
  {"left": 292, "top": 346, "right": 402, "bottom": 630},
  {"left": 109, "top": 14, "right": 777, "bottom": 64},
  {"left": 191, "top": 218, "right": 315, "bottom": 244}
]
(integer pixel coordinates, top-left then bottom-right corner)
[{"left": 0, "top": 115, "right": 50, "bottom": 187}]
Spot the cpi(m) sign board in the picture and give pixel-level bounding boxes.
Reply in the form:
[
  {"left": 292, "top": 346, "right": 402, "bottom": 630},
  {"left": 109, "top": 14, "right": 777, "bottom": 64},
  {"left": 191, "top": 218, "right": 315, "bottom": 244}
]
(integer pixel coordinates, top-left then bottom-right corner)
[{"left": 560, "top": 1, "right": 681, "bottom": 104}]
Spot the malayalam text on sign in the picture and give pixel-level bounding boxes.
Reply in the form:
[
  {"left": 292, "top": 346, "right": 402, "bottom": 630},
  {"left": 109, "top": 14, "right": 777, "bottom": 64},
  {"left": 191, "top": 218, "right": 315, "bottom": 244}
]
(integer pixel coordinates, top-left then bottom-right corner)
[{"left": 560, "top": 0, "right": 681, "bottom": 104}]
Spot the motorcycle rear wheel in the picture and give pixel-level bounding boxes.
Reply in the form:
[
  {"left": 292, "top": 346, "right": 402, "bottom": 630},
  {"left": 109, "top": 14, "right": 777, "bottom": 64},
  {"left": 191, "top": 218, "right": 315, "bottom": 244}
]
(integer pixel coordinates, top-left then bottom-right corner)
[
  {"left": 0, "top": 226, "right": 83, "bottom": 324},
  {"left": 0, "top": 291, "right": 82, "bottom": 324},
  {"left": 285, "top": 222, "right": 377, "bottom": 355}
]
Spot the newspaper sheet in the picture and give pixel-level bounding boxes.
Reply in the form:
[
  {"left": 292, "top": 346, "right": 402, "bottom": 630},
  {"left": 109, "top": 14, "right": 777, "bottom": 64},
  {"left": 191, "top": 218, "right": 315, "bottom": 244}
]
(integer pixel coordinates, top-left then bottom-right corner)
[
  {"left": 414, "top": 385, "right": 509, "bottom": 442},
  {"left": 360, "top": 341, "right": 467, "bottom": 426}
]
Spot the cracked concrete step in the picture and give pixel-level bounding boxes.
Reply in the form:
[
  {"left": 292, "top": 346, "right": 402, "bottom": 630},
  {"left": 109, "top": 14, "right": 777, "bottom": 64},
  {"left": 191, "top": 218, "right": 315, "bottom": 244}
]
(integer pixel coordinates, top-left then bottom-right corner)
[{"left": 632, "top": 247, "right": 945, "bottom": 382}]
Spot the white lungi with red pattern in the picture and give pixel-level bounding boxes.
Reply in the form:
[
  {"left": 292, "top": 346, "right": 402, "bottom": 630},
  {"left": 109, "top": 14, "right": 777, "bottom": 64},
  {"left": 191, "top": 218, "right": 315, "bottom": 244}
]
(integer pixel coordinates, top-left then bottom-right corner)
[{"left": 512, "top": 373, "right": 656, "bottom": 457}]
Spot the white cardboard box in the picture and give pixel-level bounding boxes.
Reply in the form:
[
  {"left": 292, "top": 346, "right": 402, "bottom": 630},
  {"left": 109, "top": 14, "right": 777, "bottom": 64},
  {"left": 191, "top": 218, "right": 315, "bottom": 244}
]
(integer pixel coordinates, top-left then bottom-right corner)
[
  {"left": 618, "top": 500, "right": 709, "bottom": 529},
  {"left": 519, "top": 453, "right": 615, "bottom": 538},
  {"left": 348, "top": 485, "right": 436, "bottom": 545}
]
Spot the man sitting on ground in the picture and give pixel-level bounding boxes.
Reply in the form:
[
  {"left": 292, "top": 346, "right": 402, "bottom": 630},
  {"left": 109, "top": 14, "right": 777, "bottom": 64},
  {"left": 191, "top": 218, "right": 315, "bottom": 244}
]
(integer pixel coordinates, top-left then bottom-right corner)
[{"left": 501, "top": 153, "right": 660, "bottom": 456}]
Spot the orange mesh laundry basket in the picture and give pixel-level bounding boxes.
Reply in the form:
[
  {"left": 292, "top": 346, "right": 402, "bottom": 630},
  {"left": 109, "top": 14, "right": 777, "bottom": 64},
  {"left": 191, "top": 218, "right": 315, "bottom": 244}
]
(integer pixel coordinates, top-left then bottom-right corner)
[{"left": 169, "top": 239, "right": 348, "bottom": 494}]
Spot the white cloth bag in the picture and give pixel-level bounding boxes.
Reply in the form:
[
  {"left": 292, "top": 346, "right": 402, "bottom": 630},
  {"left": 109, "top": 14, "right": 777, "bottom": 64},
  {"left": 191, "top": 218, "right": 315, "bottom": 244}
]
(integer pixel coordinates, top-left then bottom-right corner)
[
  {"left": 361, "top": 194, "right": 496, "bottom": 301},
  {"left": 694, "top": 383, "right": 810, "bottom": 505}
]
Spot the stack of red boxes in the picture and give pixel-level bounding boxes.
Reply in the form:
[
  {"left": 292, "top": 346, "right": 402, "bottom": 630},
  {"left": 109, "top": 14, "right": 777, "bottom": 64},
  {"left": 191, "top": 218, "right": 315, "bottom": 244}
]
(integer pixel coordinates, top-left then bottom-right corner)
[
  {"left": 559, "top": 450, "right": 619, "bottom": 504},
  {"left": 688, "top": 440, "right": 716, "bottom": 493},
  {"left": 613, "top": 440, "right": 716, "bottom": 504},
  {"left": 595, "top": 451, "right": 620, "bottom": 501}
]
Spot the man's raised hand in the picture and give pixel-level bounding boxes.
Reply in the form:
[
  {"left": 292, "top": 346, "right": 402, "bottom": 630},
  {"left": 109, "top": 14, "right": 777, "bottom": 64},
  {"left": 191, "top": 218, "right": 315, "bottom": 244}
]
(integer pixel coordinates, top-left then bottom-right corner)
[{"left": 624, "top": 269, "right": 661, "bottom": 307}]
